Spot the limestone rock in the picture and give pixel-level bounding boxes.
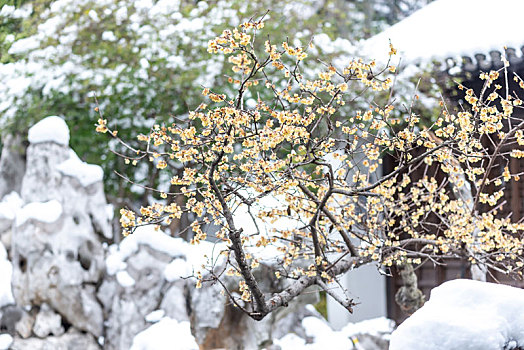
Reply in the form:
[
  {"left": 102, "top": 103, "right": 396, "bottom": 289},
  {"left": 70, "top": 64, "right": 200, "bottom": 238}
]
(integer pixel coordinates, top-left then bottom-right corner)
[
  {"left": 189, "top": 280, "right": 226, "bottom": 346},
  {"left": 33, "top": 303, "right": 64, "bottom": 338},
  {"left": 11, "top": 328, "right": 100, "bottom": 350},
  {"left": 11, "top": 116, "right": 111, "bottom": 339},
  {"left": 160, "top": 282, "right": 189, "bottom": 322},
  {"left": 190, "top": 270, "right": 319, "bottom": 350},
  {"left": 0, "top": 134, "right": 26, "bottom": 199},
  {"left": 101, "top": 246, "right": 174, "bottom": 350},
  {"left": 0, "top": 305, "right": 22, "bottom": 335},
  {"left": 351, "top": 333, "right": 389, "bottom": 350},
  {"left": 14, "top": 309, "right": 35, "bottom": 339}
]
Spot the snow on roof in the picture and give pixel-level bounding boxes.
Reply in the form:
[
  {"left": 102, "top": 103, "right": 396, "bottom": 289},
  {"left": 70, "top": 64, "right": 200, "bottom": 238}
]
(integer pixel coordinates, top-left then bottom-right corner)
[
  {"left": 362, "top": 0, "right": 524, "bottom": 64},
  {"left": 57, "top": 150, "right": 104, "bottom": 187},
  {"left": 390, "top": 279, "right": 524, "bottom": 350},
  {"left": 27, "top": 115, "right": 70, "bottom": 146},
  {"left": 15, "top": 200, "right": 63, "bottom": 227}
]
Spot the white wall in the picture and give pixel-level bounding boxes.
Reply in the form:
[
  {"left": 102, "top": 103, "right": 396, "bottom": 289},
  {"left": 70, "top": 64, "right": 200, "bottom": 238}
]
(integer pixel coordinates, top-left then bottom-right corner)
[{"left": 327, "top": 263, "right": 388, "bottom": 330}]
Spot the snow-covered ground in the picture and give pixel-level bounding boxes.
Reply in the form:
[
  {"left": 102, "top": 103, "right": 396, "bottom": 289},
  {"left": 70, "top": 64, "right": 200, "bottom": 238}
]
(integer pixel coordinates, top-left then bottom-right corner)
[
  {"left": 128, "top": 308, "right": 393, "bottom": 350},
  {"left": 276, "top": 313, "right": 393, "bottom": 350}
]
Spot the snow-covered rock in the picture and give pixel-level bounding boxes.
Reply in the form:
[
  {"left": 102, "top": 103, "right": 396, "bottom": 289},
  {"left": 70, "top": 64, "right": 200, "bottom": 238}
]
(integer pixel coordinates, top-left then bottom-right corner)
[
  {"left": 100, "top": 240, "right": 188, "bottom": 350},
  {"left": 56, "top": 150, "right": 104, "bottom": 187},
  {"left": 390, "top": 279, "right": 524, "bottom": 350},
  {"left": 15, "top": 200, "right": 62, "bottom": 227},
  {"left": 32, "top": 303, "right": 64, "bottom": 338},
  {"left": 11, "top": 116, "right": 112, "bottom": 339},
  {"left": 11, "top": 328, "right": 100, "bottom": 349}
]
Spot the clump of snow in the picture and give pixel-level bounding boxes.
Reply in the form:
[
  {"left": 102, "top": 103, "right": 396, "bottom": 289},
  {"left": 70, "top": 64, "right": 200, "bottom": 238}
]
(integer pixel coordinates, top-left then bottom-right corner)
[
  {"left": 105, "top": 244, "right": 127, "bottom": 275},
  {"left": 163, "top": 258, "right": 191, "bottom": 282},
  {"left": 0, "top": 334, "right": 13, "bottom": 350},
  {"left": 0, "top": 242, "right": 15, "bottom": 308},
  {"left": 145, "top": 309, "right": 165, "bottom": 323},
  {"left": 101, "top": 30, "right": 117, "bottom": 42},
  {"left": 390, "top": 279, "right": 524, "bottom": 350},
  {"left": 0, "top": 192, "right": 23, "bottom": 221},
  {"left": 15, "top": 200, "right": 63, "bottom": 227},
  {"left": 0, "top": 3, "right": 32, "bottom": 19},
  {"left": 116, "top": 270, "right": 135, "bottom": 288},
  {"left": 362, "top": 0, "right": 524, "bottom": 64},
  {"left": 57, "top": 150, "right": 104, "bottom": 187},
  {"left": 130, "top": 317, "right": 198, "bottom": 350},
  {"left": 27, "top": 116, "right": 70, "bottom": 146}
]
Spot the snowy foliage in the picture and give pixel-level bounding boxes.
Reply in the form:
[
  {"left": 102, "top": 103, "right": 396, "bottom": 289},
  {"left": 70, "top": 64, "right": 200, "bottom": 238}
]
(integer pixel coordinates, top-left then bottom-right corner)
[{"left": 0, "top": 0, "right": 357, "bottom": 200}]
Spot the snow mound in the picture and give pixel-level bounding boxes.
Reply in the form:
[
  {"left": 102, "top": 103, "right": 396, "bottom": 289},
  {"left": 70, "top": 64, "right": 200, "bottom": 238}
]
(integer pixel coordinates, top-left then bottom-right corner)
[
  {"left": 390, "top": 279, "right": 524, "bottom": 350},
  {"left": 57, "top": 150, "right": 104, "bottom": 187},
  {"left": 15, "top": 200, "right": 63, "bottom": 227},
  {"left": 362, "top": 0, "right": 524, "bottom": 63},
  {"left": 0, "top": 191, "right": 23, "bottom": 221},
  {"left": 130, "top": 317, "right": 198, "bottom": 350},
  {"left": 0, "top": 242, "right": 15, "bottom": 308},
  {"left": 27, "top": 116, "right": 70, "bottom": 146}
]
